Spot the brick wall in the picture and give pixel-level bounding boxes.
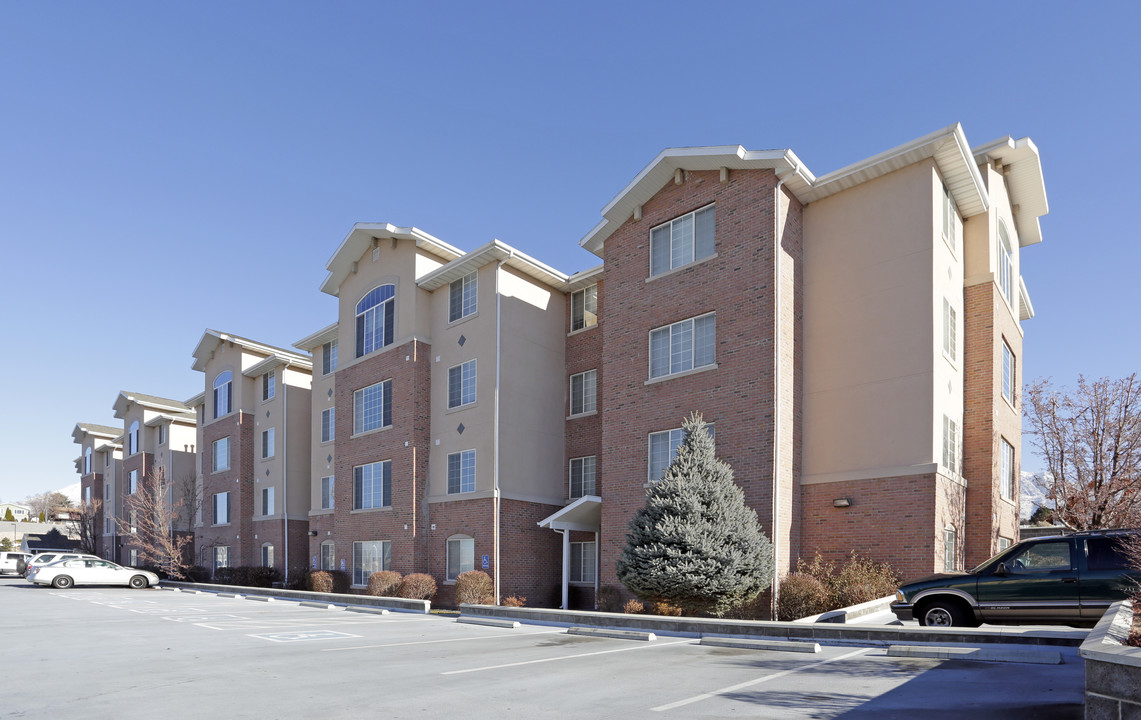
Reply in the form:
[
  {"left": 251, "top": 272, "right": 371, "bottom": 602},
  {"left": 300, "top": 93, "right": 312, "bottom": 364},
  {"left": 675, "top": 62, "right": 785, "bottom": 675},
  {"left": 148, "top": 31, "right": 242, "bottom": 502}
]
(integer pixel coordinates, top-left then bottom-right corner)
[
  {"left": 197, "top": 413, "right": 255, "bottom": 569},
  {"left": 566, "top": 280, "right": 603, "bottom": 499}
]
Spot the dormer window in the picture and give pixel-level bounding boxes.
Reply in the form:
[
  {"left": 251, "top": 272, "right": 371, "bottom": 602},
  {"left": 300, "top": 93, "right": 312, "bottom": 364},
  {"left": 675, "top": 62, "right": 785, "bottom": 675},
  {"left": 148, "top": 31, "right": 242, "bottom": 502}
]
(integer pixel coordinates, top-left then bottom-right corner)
[
  {"left": 356, "top": 285, "right": 395, "bottom": 358},
  {"left": 213, "top": 371, "right": 233, "bottom": 418}
]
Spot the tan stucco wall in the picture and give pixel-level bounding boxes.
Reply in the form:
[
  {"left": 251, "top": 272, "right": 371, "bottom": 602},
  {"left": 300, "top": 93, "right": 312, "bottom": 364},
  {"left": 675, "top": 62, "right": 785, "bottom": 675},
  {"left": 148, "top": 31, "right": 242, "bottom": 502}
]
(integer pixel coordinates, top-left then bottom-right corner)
[{"left": 307, "top": 342, "right": 336, "bottom": 515}]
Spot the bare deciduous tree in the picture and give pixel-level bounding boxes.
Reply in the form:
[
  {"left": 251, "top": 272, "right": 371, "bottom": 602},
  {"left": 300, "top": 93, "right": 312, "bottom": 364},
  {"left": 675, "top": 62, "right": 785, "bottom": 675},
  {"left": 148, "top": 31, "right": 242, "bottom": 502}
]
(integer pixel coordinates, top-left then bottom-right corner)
[
  {"left": 66, "top": 498, "right": 102, "bottom": 555},
  {"left": 116, "top": 466, "right": 193, "bottom": 578},
  {"left": 1025, "top": 374, "right": 1141, "bottom": 530},
  {"left": 24, "top": 491, "right": 73, "bottom": 521}
]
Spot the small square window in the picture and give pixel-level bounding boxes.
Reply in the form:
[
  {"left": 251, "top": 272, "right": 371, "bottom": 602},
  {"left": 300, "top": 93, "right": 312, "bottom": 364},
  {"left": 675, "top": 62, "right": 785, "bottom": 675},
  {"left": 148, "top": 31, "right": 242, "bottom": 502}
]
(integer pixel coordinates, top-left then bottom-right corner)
[
  {"left": 571, "top": 285, "right": 598, "bottom": 331},
  {"left": 449, "top": 271, "right": 478, "bottom": 322}
]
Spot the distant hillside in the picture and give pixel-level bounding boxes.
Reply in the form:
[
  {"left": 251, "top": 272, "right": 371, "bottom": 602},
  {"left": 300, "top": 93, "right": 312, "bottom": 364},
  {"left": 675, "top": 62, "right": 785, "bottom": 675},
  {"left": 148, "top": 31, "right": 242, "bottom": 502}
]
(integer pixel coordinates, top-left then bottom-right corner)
[{"left": 1020, "top": 471, "right": 1051, "bottom": 522}]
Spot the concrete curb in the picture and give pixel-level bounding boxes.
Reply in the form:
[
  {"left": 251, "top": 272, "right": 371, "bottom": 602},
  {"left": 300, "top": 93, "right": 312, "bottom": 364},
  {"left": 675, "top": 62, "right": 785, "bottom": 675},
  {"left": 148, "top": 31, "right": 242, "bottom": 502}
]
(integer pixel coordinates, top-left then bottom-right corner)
[
  {"left": 1080, "top": 600, "right": 1141, "bottom": 717},
  {"left": 887, "top": 645, "right": 1063, "bottom": 664},
  {"left": 795, "top": 595, "right": 895, "bottom": 624},
  {"left": 346, "top": 606, "right": 390, "bottom": 615},
  {"left": 299, "top": 601, "right": 339, "bottom": 610},
  {"left": 162, "top": 580, "right": 430, "bottom": 614},
  {"left": 568, "top": 627, "right": 656, "bottom": 641},
  {"left": 701, "top": 637, "right": 821, "bottom": 653},
  {"left": 458, "top": 617, "right": 520, "bottom": 629}
]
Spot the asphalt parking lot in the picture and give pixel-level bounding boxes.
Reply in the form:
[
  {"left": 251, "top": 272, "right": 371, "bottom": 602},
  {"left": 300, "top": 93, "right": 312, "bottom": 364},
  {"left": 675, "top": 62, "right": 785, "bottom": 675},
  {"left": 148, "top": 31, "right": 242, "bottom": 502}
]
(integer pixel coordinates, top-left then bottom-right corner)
[{"left": 0, "top": 577, "right": 1085, "bottom": 719}]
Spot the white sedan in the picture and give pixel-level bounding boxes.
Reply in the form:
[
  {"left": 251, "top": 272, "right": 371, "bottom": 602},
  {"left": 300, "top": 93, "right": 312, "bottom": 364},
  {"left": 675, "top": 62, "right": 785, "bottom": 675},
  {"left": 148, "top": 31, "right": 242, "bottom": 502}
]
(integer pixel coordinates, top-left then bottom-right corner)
[{"left": 27, "top": 558, "right": 159, "bottom": 589}]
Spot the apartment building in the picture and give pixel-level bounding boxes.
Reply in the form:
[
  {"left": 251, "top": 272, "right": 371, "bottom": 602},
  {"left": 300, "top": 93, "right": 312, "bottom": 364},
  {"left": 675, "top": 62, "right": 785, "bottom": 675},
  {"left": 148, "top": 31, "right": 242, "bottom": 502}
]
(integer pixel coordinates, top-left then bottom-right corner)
[
  {"left": 109, "top": 392, "right": 198, "bottom": 566},
  {"left": 71, "top": 422, "right": 121, "bottom": 558},
  {"left": 188, "top": 330, "right": 313, "bottom": 582}
]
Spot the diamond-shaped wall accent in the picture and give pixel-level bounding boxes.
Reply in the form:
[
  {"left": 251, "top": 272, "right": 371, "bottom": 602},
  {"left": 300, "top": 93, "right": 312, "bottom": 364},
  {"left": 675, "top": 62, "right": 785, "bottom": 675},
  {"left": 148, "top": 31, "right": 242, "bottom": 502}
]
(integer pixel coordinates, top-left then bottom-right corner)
[
  {"left": 457, "top": 423, "right": 465, "bottom": 434},
  {"left": 458, "top": 335, "right": 466, "bottom": 346},
  {"left": 327, "top": 454, "right": 333, "bottom": 463}
]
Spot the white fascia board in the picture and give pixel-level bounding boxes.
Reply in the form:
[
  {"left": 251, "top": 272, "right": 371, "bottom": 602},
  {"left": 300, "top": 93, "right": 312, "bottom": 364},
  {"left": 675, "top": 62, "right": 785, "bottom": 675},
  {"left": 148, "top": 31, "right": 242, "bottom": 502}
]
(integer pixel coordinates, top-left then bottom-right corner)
[
  {"left": 113, "top": 392, "right": 191, "bottom": 418},
  {"left": 320, "top": 223, "right": 463, "bottom": 296},
  {"left": 1019, "top": 276, "right": 1035, "bottom": 321},
  {"left": 972, "top": 136, "right": 1048, "bottom": 247},
  {"left": 293, "top": 322, "right": 338, "bottom": 351},
  {"left": 190, "top": 329, "right": 223, "bottom": 372},
  {"left": 242, "top": 353, "right": 313, "bottom": 378},
  {"left": 193, "top": 329, "right": 310, "bottom": 373},
  {"left": 537, "top": 495, "right": 602, "bottom": 529},
  {"left": 417, "top": 239, "right": 569, "bottom": 291},
  {"left": 565, "top": 264, "right": 604, "bottom": 293},
  {"left": 185, "top": 391, "right": 206, "bottom": 407}
]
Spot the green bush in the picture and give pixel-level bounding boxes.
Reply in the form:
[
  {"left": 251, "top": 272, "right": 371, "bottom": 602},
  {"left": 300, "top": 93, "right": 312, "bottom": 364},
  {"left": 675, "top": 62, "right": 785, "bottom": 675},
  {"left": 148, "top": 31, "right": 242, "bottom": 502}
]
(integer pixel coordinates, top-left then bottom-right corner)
[
  {"left": 454, "top": 570, "right": 494, "bottom": 605},
  {"left": 308, "top": 570, "right": 333, "bottom": 593},
  {"left": 775, "top": 573, "right": 830, "bottom": 621},
  {"left": 186, "top": 565, "right": 210, "bottom": 583},
  {"left": 248, "top": 566, "right": 281, "bottom": 588},
  {"left": 366, "top": 571, "right": 403, "bottom": 597},
  {"left": 398, "top": 573, "right": 437, "bottom": 600}
]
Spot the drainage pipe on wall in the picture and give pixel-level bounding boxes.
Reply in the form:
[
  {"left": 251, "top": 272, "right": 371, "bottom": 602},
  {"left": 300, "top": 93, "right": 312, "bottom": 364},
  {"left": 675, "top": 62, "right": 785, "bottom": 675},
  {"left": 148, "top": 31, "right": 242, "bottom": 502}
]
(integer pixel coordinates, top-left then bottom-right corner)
[{"left": 493, "top": 250, "right": 514, "bottom": 605}]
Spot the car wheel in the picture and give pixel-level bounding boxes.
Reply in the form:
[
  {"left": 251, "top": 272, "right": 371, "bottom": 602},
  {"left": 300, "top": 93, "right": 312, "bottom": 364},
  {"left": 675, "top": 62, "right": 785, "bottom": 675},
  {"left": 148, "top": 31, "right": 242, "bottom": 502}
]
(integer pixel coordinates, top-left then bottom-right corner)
[
  {"left": 52, "top": 575, "right": 74, "bottom": 589},
  {"left": 919, "top": 600, "right": 965, "bottom": 627},
  {"left": 129, "top": 575, "right": 149, "bottom": 589}
]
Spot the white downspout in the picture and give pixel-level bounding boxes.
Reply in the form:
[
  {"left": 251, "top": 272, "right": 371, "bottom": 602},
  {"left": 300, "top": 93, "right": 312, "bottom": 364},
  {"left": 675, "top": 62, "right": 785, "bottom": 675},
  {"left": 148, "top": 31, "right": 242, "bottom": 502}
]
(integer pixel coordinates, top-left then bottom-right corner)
[
  {"left": 493, "top": 251, "right": 513, "bottom": 605},
  {"left": 281, "top": 359, "right": 292, "bottom": 587}
]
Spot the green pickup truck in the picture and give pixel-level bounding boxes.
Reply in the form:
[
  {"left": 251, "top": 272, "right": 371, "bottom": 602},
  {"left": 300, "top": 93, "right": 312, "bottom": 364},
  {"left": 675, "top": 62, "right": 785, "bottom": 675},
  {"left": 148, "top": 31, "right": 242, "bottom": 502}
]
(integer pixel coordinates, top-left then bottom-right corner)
[{"left": 891, "top": 529, "right": 1140, "bottom": 627}]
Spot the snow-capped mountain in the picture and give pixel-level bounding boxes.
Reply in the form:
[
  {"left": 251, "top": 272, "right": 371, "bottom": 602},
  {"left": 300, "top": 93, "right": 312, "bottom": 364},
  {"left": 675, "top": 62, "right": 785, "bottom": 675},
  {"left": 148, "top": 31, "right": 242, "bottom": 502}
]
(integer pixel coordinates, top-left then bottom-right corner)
[{"left": 1020, "top": 470, "right": 1051, "bottom": 522}]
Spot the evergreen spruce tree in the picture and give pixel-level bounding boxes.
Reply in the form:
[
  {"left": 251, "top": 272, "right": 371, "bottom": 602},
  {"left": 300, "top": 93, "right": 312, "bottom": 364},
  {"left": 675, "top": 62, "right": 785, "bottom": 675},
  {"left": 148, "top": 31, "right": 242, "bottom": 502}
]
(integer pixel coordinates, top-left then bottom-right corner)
[{"left": 616, "top": 413, "right": 774, "bottom": 616}]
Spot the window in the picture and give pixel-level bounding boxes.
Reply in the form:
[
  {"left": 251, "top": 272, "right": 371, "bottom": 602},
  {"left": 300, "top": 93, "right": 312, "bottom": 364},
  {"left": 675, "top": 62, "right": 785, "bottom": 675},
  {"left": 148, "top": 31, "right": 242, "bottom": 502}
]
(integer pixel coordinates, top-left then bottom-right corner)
[
  {"left": 105, "top": 451, "right": 111, "bottom": 467},
  {"left": 447, "top": 536, "right": 474, "bottom": 581},
  {"left": 447, "top": 450, "right": 476, "bottom": 494},
  {"left": 261, "top": 486, "right": 275, "bottom": 516},
  {"left": 353, "top": 379, "right": 392, "bottom": 434},
  {"left": 1001, "top": 438, "right": 1015, "bottom": 501},
  {"left": 943, "top": 525, "right": 957, "bottom": 572},
  {"left": 212, "top": 437, "right": 230, "bottom": 472},
  {"left": 569, "top": 456, "right": 596, "bottom": 499},
  {"left": 650, "top": 204, "right": 715, "bottom": 276},
  {"left": 261, "top": 543, "right": 274, "bottom": 568},
  {"left": 569, "top": 369, "right": 597, "bottom": 416},
  {"left": 942, "top": 416, "right": 959, "bottom": 475},
  {"left": 571, "top": 285, "right": 598, "bottom": 331},
  {"left": 998, "top": 221, "right": 1013, "bottom": 307},
  {"left": 942, "top": 185, "right": 957, "bottom": 253},
  {"left": 449, "top": 271, "right": 477, "bottom": 322},
  {"left": 320, "top": 541, "right": 335, "bottom": 571},
  {"left": 128, "top": 421, "right": 140, "bottom": 455},
  {"left": 104, "top": 483, "right": 111, "bottom": 501},
  {"left": 570, "top": 541, "right": 596, "bottom": 583},
  {"left": 262, "top": 428, "right": 275, "bottom": 459},
  {"left": 648, "top": 425, "right": 714, "bottom": 484},
  {"left": 104, "top": 517, "right": 112, "bottom": 535},
  {"left": 353, "top": 460, "right": 391, "bottom": 510},
  {"left": 1002, "top": 341, "right": 1015, "bottom": 405},
  {"left": 650, "top": 313, "right": 715, "bottom": 379},
  {"left": 213, "top": 546, "right": 230, "bottom": 571},
  {"left": 997, "top": 536, "right": 1013, "bottom": 553},
  {"left": 213, "top": 371, "right": 233, "bottom": 418},
  {"left": 1087, "top": 537, "right": 1131, "bottom": 571},
  {"left": 129, "top": 549, "right": 138, "bottom": 566},
  {"left": 213, "top": 492, "right": 231, "bottom": 525},
  {"left": 157, "top": 424, "right": 166, "bottom": 446},
  {"left": 321, "top": 476, "right": 334, "bottom": 509},
  {"left": 448, "top": 359, "right": 477, "bottom": 409},
  {"left": 1007, "top": 540, "right": 1072, "bottom": 572},
  {"left": 356, "top": 284, "right": 395, "bottom": 358},
  {"left": 322, "top": 408, "right": 335, "bottom": 443},
  {"left": 262, "top": 370, "right": 275, "bottom": 401},
  {"left": 353, "top": 540, "right": 391, "bottom": 586},
  {"left": 942, "top": 298, "right": 956, "bottom": 362},
  {"left": 322, "top": 340, "right": 338, "bottom": 375},
  {"left": 128, "top": 470, "right": 138, "bottom": 495},
  {"left": 84, "top": 486, "right": 92, "bottom": 504},
  {"left": 84, "top": 448, "right": 92, "bottom": 475},
  {"left": 129, "top": 510, "right": 137, "bottom": 534}
]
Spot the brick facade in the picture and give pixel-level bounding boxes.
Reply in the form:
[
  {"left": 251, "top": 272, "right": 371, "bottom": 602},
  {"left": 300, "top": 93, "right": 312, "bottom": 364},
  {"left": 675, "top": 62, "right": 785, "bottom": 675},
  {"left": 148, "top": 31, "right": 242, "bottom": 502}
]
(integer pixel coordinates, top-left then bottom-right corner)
[{"left": 197, "top": 413, "right": 255, "bottom": 569}]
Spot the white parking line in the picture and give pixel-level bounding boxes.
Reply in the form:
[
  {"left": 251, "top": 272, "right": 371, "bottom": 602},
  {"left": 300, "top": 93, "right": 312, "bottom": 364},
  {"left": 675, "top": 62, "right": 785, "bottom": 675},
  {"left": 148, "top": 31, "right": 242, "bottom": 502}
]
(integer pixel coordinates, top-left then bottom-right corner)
[
  {"left": 650, "top": 647, "right": 872, "bottom": 712},
  {"left": 323, "top": 628, "right": 565, "bottom": 652},
  {"left": 442, "top": 638, "right": 694, "bottom": 675}
]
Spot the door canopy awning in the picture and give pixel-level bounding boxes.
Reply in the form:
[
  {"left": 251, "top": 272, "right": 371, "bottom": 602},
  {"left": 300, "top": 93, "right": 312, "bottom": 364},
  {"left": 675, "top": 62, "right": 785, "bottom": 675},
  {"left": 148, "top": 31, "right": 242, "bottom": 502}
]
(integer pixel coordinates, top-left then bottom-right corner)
[{"left": 537, "top": 495, "right": 601, "bottom": 532}]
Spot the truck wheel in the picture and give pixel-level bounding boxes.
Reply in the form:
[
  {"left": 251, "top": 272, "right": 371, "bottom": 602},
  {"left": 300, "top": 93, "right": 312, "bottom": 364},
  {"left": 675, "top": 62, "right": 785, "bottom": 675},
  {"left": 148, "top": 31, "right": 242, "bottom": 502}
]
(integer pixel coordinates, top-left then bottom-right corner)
[{"left": 919, "top": 600, "right": 966, "bottom": 627}]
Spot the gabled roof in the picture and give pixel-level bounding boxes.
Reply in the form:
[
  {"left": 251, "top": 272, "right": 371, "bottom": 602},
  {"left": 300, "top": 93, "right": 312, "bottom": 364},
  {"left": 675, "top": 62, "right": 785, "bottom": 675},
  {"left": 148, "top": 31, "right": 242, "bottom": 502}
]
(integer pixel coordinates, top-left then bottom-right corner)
[
  {"left": 191, "top": 329, "right": 312, "bottom": 373},
  {"left": 417, "top": 239, "right": 569, "bottom": 292},
  {"left": 71, "top": 422, "right": 122, "bottom": 444},
  {"left": 320, "top": 223, "right": 464, "bottom": 296},
  {"left": 972, "top": 135, "right": 1049, "bottom": 247},
  {"left": 580, "top": 124, "right": 998, "bottom": 257},
  {"left": 112, "top": 391, "right": 194, "bottom": 420},
  {"left": 293, "top": 322, "right": 338, "bottom": 351},
  {"left": 565, "top": 264, "right": 604, "bottom": 293},
  {"left": 242, "top": 353, "right": 312, "bottom": 379}
]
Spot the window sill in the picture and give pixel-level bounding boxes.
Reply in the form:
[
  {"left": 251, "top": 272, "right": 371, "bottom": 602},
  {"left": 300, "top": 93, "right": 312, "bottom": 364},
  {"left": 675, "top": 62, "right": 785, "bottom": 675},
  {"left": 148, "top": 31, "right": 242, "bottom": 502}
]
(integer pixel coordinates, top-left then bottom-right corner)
[
  {"left": 320, "top": 439, "right": 334, "bottom": 446},
  {"left": 567, "top": 409, "right": 598, "bottom": 421},
  {"left": 350, "top": 507, "right": 392, "bottom": 515},
  {"left": 210, "top": 468, "right": 231, "bottom": 475},
  {"left": 942, "top": 233, "right": 956, "bottom": 259},
  {"left": 943, "top": 353, "right": 957, "bottom": 371},
  {"left": 567, "top": 324, "right": 598, "bottom": 338},
  {"left": 448, "top": 311, "right": 479, "bottom": 328},
  {"left": 446, "top": 401, "right": 477, "bottom": 414},
  {"left": 211, "top": 523, "right": 231, "bottom": 528},
  {"left": 1001, "top": 396, "right": 1017, "bottom": 413},
  {"left": 645, "top": 363, "right": 718, "bottom": 386},
  {"left": 646, "top": 252, "right": 718, "bottom": 283},
  {"left": 351, "top": 425, "right": 392, "bottom": 441}
]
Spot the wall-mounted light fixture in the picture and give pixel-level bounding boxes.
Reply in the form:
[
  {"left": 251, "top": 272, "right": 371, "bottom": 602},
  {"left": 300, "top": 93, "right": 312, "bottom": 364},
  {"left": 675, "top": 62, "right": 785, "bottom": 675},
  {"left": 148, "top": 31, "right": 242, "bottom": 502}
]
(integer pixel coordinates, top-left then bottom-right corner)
[
  {"left": 833, "top": 497, "right": 852, "bottom": 508},
  {"left": 307, "top": 530, "right": 318, "bottom": 536}
]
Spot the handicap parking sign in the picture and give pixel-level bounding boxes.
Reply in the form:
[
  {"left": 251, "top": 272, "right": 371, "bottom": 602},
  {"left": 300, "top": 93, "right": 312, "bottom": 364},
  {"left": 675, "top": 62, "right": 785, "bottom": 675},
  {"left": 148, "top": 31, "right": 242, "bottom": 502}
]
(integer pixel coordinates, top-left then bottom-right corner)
[{"left": 481, "top": 554, "right": 489, "bottom": 569}]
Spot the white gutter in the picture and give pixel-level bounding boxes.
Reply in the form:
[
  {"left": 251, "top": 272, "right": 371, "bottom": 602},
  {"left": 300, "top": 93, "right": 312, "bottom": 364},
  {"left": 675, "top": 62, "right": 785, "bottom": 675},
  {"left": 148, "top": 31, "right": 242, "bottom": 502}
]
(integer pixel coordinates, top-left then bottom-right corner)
[{"left": 493, "top": 251, "right": 514, "bottom": 604}]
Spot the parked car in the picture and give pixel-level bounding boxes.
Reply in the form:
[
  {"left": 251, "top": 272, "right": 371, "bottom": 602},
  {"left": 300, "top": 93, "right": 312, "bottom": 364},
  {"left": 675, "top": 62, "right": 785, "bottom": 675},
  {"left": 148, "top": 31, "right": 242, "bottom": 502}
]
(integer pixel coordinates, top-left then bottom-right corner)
[
  {"left": 23, "top": 552, "right": 101, "bottom": 577},
  {"left": 26, "top": 558, "right": 159, "bottom": 589},
  {"left": 891, "top": 529, "right": 1140, "bottom": 627},
  {"left": 0, "top": 551, "right": 32, "bottom": 576}
]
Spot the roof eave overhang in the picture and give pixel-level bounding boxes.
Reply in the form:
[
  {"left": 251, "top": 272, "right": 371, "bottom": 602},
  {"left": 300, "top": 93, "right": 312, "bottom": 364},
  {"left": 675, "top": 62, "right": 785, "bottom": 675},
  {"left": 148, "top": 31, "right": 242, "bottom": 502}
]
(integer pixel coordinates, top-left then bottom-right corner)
[
  {"left": 185, "top": 391, "right": 206, "bottom": 408},
  {"left": 417, "top": 239, "right": 569, "bottom": 292},
  {"left": 1019, "top": 276, "right": 1036, "bottom": 321},
  {"left": 242, "top": 353, "right": 313, "bottom": 378},
  {"left": 320, "top": 223, "right": 464, "bottom": 297},
  {"left": 113, "top": 392, "right": 191, "bottom": 419},
  {"left": 192, "top": 329, "right": 312, "bottom": 373},
  {"left": 565, "top": 264, "right": 604, "bottom": 293},
  {"left": 293, "top": 322, "right": 339, "bottom": 351},
  {"left": 972, "top": 136, "right": 1048, "bottom": 247},
  {"left": 71, "top": 423, "right": 120, "bottom": 444},
  {"left": 537, "top": 495, "right": 602, "bottom": 531}
]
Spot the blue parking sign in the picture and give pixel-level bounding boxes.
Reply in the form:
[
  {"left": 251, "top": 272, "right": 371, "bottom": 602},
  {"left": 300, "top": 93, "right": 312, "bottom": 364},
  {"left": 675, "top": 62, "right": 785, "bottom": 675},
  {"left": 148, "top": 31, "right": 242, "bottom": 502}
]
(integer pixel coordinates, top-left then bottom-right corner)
[{"left": 481, "top": 554, "right": 489, "bottom": 569}]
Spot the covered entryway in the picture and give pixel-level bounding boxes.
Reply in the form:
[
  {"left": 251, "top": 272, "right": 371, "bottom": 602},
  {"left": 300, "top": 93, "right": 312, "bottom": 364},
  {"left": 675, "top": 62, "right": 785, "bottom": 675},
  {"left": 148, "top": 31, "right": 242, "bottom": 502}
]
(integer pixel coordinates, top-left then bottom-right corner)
[{"left": 537, "top": 495, "right": 601, "bottom": 609}]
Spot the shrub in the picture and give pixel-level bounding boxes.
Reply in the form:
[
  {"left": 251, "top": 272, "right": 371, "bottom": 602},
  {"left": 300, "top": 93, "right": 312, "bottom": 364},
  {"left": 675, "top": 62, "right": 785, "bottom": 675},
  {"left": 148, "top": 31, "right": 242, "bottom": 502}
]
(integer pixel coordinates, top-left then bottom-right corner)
[
  {"left": 328, "top": 570, "right": 351, "bottom": 594},
  {"left": 366, "top": 570, "right": 403, "bottom": 597},
  {"left": 787, "top": 552, "right": 900, "bottom": 615},
  {"left": 309, "top": 570, "right": 333, "bottom": 593},
  {"left": 729, "top": 591, "right": 770, "bottom": 620},
  {"left": 399, "top": 573, "right": 437, "bottom": 600},
  {"left": 501, "top": 595, "right": 527, "bottom": 607},
  {"left": 455, "top": 570, "right": 494, "bottom": 605},
  {"left": 185, "top": 565, "right": 210, "bottom": 583},
  {"left": 776, "top": 573, "right": 830, "bottom": 621},
  {"left": 597, "top": 585, "right": 624, "bottom": 613},
  {"left": 248, "top": 566, "right": 281, "bottom": 588},
  {"left": 623, "top": 598, "right": 644, "bottom": 614},
  {"left": 649, "top": 601, "right": 682, "bottom": 617}
]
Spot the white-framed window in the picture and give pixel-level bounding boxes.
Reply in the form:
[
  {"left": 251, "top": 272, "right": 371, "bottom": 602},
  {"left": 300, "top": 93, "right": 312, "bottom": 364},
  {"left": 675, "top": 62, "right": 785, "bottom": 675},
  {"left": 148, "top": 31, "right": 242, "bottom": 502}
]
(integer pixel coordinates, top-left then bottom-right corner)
[
  {"left": 1001, "top": 437, "right": 1016, "bottom": 501},
  {"left": 570, "top": 541, "right": 596, "bottom": 583},
  {"left": 569, "top": 369, "right": 597, "bottom": 416},
  {"left": 213, "top": 370, "right": 233, "bottom": 418},
  {"left": 212, "top": 437, "right": 230, "bottom": 472},
  {"left": 356, "top": 284, "right": 395, "bottom": 358},
  {"left": 650, "top": 204, "right": 715, "bottom": 277},
  {"left": 128, "top": 470, "right": 138, "bottom": 495},
  {"left": 1002, "top": 340, "right": 1015, "bottom": 405},
  {"left": 321, "top": 407, "right": 335, "bottom": 443},
  {"left": 261, "top": 543, "right": 274, "bottom": 568},
  {"left": 446, "top": 535, "right": 474, "bottom": 581},
  {"left": 128, "top": 421, "right": 140, "bottom": 455},
  {"left": 571, "top": 284, "right": 598, "bottom": 331},
  {"left": 353, "top": 460, "right": 391, "bottom": 510},
  {"left": 448, "top": 359, "right": 477, "bottom": 409},
  {"left": 942, "top": 298, "right": 956, "bottom": 362},
  {"left": 353, "top": 379, "right": 392, "bottom": 434},
  {"left": 997, "top": 536, "right": 1012, "bottom": 552},
  {"left": 942, "top": 185, "right": 957, "bottom": 253},
  {"left": 321, "top": 476, "right": 334, "bottom": 509},
  {"left": 320, "top": 541, "right": 335, "bottom": 571},
  {"left": 129, "top": 510, "right": 138, "bottom": 534},
  {"left": 449, "top": 271, "right": 477, "bottom": 322},
  {"left": 353, "top": 540, "right": 391, "bottom": 586},
  {"left": 104, "top": 517, "right": 113, "bottom": 535},
  {"left": 648, "top": 424, "right": 715, "bottom": 484},
  {"left": 262, "top": 370, "right": 275, "bottom": 401},
  {"left": 157, "top": 424, "right": 166, "bottom": 446},
  {"left": 998, "top": 221, "right": 1014, "bottom": 307},
  {"left": 213, "top": 545, "right": 230, "bottom": 571},
  {"left": 213, "top": 492, "right": 231, "bottom": 525},
  {"left": 322, "top": 340, "right": 338, "bottom": 376},
  {"left": 569, "top": 456, "right": 596, "bottom": 499},
  {"left": 262, "top": 428, "right": 275, "bottom": 459},
  {"left": 261, "top": 486, "right": 275, "bottom": 516},
  {"left": 650, "top": 313, "right": 715, "bottom": 380},
  {"left": 104, "top": 483, "right": 111, "bottom": 501},
  {"left": 447, "top": 450, "right": 476, "bottom": 494},
  {"left": 943, "top": 525, "right": 957, "bottom": 572},
  {"left": 942, "top": 415, "right": 959, "bottom": 475},
  {"left": 84, "top": 486, "right": 92, "bottom": 504},
  {"left": 129, "top": 549, "right": 138, "bottom": 566},
  {"left": 84, "top": 447, "right": 92, "bottom": 475},
  {"left": 105, "top": 450, "right": 111, "bottom": 467}
]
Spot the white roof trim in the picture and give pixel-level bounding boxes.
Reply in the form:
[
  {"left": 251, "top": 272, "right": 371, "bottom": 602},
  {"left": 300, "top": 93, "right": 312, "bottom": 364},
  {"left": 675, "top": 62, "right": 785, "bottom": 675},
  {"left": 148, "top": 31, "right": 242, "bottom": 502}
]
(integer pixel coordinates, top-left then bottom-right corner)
[
  {"left": 320, "top": 223, "right": 463, "bottom": 296},
  {"left": 293, "top": 322, "right": 338, "bottom": 351},
  {"left": 537, "top": 495, "right": 601, "bottom": 532},
  {"left": 191, "top": 329, "right": 311, "bottom": 373},
  {"left": 417, "top": 239, "right": 569, "bottom": 291},
  {"left": 1019, "top": 276, "right": 1035, "bottom": 321},
  {"left": 242, "top": 353, "right": 313, "bottom": 378},
  {"left": 972, "top": 136, "right": 1048, "bottom": 247}
]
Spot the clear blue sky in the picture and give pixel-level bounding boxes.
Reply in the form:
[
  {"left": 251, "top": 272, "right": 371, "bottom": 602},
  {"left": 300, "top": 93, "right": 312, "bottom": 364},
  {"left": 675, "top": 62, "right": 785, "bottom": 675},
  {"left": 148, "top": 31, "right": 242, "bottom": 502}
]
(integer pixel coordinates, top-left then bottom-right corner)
[{"left": 1, "top": 2, "right": 1137, "bottom": 502}]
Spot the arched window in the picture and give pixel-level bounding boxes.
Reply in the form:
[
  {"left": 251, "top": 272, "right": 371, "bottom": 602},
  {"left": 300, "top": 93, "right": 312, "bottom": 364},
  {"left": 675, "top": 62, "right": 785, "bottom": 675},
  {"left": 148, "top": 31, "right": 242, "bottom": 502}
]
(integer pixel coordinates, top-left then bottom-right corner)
[
  {"left": 998, "top": 221, "right": 1013, "bottom": 307},
  {"left": 213, "top": 371, "right": 233, "bottom": 419},
  {"left": 128, "top": 421, "right": 140, "bottom": 455},
  {"left": 356, "top": 285, "right": 395, "bottom": 358},
  {"left": 446, "top": 534, "right": 475, "bottom": 581},
  {"left": 84, "top": 447, "right": 92, "bottom": 475}
]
